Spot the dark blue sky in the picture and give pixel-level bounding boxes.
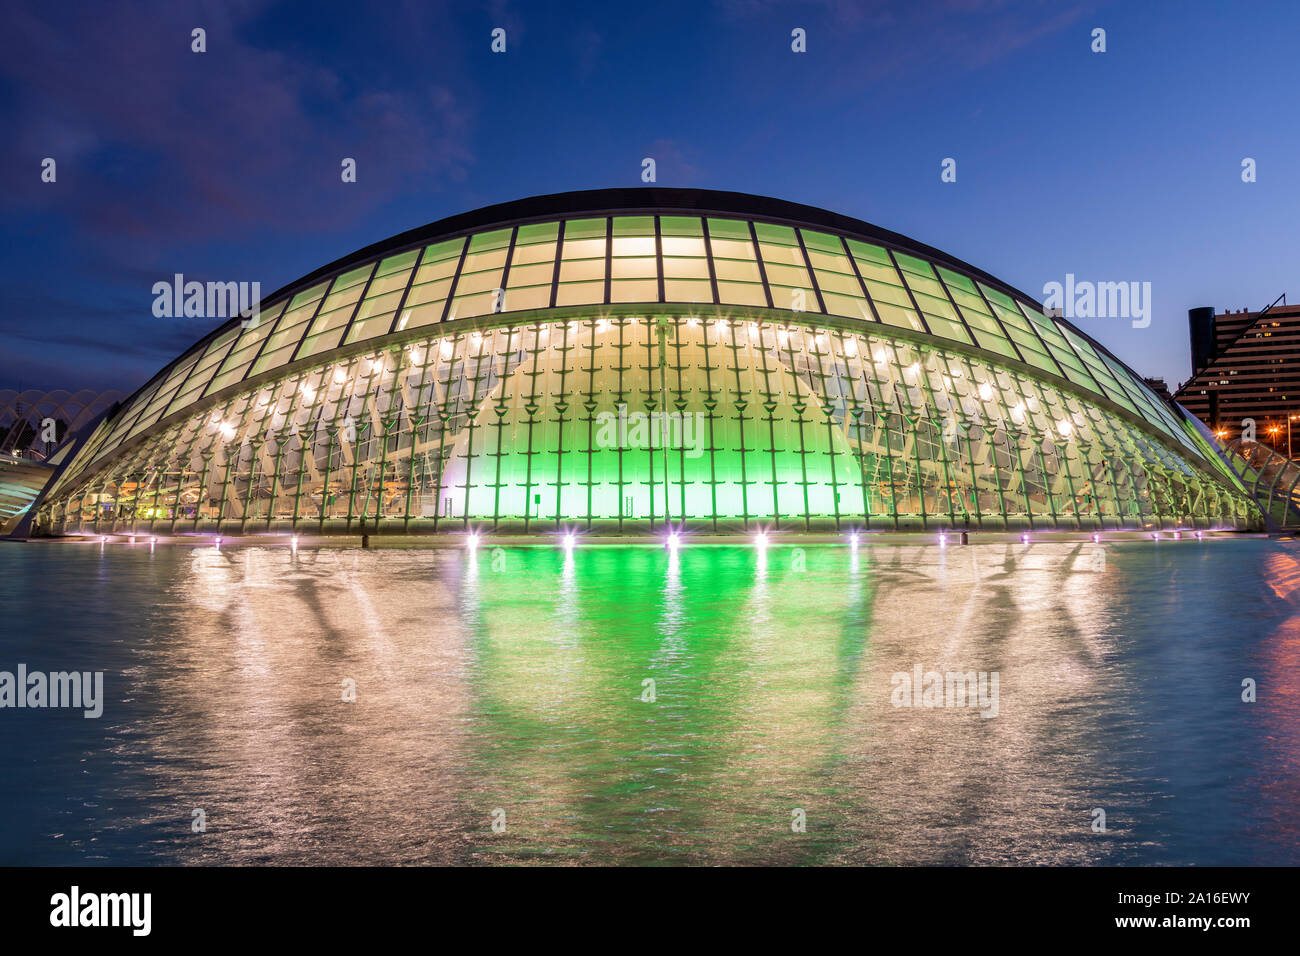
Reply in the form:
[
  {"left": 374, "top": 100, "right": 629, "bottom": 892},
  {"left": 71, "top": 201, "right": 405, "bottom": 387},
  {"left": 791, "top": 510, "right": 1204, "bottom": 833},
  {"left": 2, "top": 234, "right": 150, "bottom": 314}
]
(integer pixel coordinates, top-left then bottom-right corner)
[{"left": 2, "top": 0, "right": 1296, "bottom": 396}]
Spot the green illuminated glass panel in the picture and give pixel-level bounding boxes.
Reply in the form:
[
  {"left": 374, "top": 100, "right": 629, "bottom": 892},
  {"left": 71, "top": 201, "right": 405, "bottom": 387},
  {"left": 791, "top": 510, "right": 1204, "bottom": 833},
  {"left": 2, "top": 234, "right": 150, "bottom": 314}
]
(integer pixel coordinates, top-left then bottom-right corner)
[
  {"left": 247, "top": 280, "right": 331, "bottom": 377},
  {"left": 846, "top": 241, "right": 925, "bottom": 333},
  {"left": 707, "top": 218, "right": 766, "bottom": 307},
  {"left": 449, "top": 228, "right": 511, "bottom": 320},
  {"left": 610, "top": 216, "right": 659, "bottom": 303},
  {"left": 404, "top": 238, "right": 465, "bottom": 329},
  {"left": 503, "top": 221, "right": 559, "bottom": 313},
  {"left": 345, "top": 249, "right": 420, "bottom": 344},
  {"left": 755, "top": 222, "right": 814, "bottom": 314},
  {"left": 894, "top": 253, "right": 972, "bottom": 346},
  {"left": 799, "top": 230, "right": 872, "bottom": 321},
  {"left": 557, "top": 217, "right": 607, "bottom": 306}
]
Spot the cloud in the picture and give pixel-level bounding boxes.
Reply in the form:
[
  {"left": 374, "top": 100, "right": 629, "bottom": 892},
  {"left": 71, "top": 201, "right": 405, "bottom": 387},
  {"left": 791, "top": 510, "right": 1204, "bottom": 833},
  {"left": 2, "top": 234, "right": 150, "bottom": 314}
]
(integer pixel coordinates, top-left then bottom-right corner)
[{"left": 0, "top": 0, "right": 475, "bottom": 242}]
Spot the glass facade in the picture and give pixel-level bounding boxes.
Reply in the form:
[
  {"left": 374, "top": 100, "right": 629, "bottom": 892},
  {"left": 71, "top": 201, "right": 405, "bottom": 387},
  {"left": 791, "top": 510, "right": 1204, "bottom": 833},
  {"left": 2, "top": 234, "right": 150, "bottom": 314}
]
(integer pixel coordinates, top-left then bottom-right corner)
[{"left": 34, "top": 193, "right": 1261, "bottom": 536}]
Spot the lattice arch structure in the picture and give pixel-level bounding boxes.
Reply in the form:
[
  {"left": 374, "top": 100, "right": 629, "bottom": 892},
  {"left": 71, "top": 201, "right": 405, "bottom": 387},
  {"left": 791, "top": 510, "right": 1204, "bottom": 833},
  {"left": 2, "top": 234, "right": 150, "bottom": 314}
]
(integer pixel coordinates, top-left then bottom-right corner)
[{"left": 32, "top": 189, "right": 1260, "bottom": 537}]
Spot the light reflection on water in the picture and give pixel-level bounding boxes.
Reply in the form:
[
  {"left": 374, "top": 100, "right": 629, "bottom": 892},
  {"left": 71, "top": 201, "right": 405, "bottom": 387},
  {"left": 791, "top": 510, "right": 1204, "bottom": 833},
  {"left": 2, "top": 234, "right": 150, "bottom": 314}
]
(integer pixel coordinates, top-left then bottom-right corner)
[{"left": 1, "top": 538, "right": 1297, "bottom": 865}]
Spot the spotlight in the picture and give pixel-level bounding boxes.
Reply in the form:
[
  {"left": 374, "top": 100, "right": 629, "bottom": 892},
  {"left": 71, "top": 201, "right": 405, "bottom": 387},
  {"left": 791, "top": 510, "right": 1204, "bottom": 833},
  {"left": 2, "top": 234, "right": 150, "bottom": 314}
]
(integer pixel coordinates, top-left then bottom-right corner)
[
  {"left": 755, "top": 532, "right": 768, "bottom": 547},
  {"left": 1021, "top": 533, "right": 1029, "bottom": 544},
  {"left": 667, "top": 533, "right": 680, "bottom": 551},
  {"left": 563, "top": 533, "right": 575, "bottom": 550},
  {"left": 849, "top": 532, "right": 859, "bottom": 549},
  {"left": 938, "top": 532, "right": 947, "bottom": 547},
  {"left": 467, "top": 533, "right": 479, "bottom": 549}
]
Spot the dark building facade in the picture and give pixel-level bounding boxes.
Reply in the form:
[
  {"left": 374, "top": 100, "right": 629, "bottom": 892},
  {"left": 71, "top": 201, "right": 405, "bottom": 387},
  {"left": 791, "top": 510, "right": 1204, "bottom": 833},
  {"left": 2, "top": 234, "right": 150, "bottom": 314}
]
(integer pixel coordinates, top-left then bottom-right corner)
[{"left": 1175, "top": 300, "right": 1300, "bottom": 449}]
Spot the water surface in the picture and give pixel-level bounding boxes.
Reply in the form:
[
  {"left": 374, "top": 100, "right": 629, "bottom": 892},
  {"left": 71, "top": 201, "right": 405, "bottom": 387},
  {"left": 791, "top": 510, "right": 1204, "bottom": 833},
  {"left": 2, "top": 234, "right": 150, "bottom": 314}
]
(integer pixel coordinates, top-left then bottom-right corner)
[{"left": 1, "top": 537, "right": 1297, "bottom": 865}]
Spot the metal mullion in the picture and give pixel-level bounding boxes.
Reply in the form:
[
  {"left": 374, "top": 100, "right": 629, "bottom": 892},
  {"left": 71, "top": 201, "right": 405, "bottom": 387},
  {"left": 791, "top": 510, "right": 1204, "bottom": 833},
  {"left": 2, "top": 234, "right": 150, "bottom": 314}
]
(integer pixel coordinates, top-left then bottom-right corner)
[
  {"left": 383, "top": 244, "right": 429, "bottom": 336},
  {"left": 654, "top": 214, "right": 665, "bottom": 304},
  {"left": 701, "top": 218, "right": 720, "bottom": 306},
  {"left": 793, "top": 228, "right": 828, "bottom": 316},
  {"left": 603, "top": 216, "right": 613, "bottom": 305},
  {"left": 439, "top": 235, "right": 472, "bottom": 324},
  {"left": 496, "top": 225, "right": 520, "bottom": 312},
  {"left": 747, "top": 220, "right": 775, "bottom": 309},
  {"left": 548, "top": 219, "right": 566, "bottom": 309}
]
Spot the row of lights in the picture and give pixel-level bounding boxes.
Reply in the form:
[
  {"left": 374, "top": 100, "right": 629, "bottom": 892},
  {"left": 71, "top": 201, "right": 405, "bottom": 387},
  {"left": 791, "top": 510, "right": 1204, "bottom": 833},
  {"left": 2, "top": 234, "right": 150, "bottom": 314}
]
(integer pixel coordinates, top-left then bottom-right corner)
[{"left": 456, "top": 528, "right": 1214, "bottom": 551}]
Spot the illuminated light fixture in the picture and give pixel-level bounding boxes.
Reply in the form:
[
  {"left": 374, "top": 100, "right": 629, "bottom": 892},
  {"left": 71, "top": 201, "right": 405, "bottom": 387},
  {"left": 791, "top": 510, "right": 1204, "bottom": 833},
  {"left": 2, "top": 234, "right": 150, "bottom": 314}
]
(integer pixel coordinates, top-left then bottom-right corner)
[
  {"left": 978, "top": 383, "right": 994, "bottom": 401},
  {"left": 938, "top": 532, "right": 947, "bottom": 546},
  {"left": 291, "top": 535, "right": 299, "bottom": 550},
  {"left": 1092, "top": 533, "right": 1100, "bottom": 543},
  {"left": 754, "top": 532, "right": 768, "bottom": 548},
  {"left": 129, "top": 535, "right": 135, "bottom": 544},
  {"left": 214, "top": 536, "right": 222, "bottom": 550},
  {"left": 467, "top": 533, "right": 479, "bottom": 549},
  {"left": 666, "top": 532, "right": 680, "bottom": 551},
  {"left": 1152, "top": 532, "right": 1160, "bottom": 540},
  {"left": 219, "top": 423, "right": 236, "bottom": 440},
  {"left": 563, "top": 533, "right": 575, "bottom": 550},
  {"left": 1195, "top": 531, "right": 1203, "bottom": 540},
  {"left": 849, "top": 531, "right": 859, "bottom": 548},
  {"left": 1021, "top": 533, "right": 1029, "bottom": 544},
  {"left": 1173, "top": 530, "right": 1182, "bottom": 540},
  {"left": 150, "top": 537, "right": 157, "bottom": 545},
  {"left": 333, "top": 367, "right": 347, "bottom": 384}
]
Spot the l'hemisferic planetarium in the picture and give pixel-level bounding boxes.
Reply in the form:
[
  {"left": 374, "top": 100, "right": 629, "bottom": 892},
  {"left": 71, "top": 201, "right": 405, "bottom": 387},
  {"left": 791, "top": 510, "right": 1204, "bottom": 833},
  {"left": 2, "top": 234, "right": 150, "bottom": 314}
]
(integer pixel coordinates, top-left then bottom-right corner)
[{"left": 31, "top": 189, "right": 1260, "bottom": 538}]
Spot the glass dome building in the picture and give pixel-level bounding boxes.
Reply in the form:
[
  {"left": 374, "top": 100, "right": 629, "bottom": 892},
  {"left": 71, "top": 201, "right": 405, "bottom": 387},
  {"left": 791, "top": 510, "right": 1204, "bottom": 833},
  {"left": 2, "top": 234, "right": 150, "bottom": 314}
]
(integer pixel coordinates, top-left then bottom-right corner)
[{"left": 32, "top": 188, "right": 1260, "bottom": 537}]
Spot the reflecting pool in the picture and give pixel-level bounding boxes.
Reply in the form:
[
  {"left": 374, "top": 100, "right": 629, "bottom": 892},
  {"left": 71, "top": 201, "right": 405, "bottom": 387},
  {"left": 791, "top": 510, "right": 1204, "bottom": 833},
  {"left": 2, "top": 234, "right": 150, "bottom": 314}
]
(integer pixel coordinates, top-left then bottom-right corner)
[{"left": 1, "top": 537, "right": 1297, "bottom": 865}]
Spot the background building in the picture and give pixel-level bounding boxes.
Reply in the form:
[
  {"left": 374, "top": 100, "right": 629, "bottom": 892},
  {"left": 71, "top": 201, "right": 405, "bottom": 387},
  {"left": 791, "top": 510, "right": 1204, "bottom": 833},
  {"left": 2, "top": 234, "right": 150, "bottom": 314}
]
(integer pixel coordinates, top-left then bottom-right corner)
[
  {"left": 1175, "top": 299, "right": 1300, "bottom": 451},
  {"left": 30, "top": 189, "right": 1259, "bottom": 537}
]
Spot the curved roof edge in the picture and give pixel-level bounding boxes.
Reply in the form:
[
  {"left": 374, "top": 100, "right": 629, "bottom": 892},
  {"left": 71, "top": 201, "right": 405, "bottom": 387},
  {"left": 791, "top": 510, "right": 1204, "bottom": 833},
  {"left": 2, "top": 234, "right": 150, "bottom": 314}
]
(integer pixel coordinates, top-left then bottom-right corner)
[{"left": 263, "top": 187, "right": 1046, "bottom": 310}]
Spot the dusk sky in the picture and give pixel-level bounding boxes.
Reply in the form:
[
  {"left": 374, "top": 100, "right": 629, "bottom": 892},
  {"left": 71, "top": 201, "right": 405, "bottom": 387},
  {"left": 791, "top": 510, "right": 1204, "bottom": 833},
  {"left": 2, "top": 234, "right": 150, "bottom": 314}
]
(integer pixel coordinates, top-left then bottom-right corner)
[{"left": 2, "top": 0, "right": 1297, "bottom": 397}]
